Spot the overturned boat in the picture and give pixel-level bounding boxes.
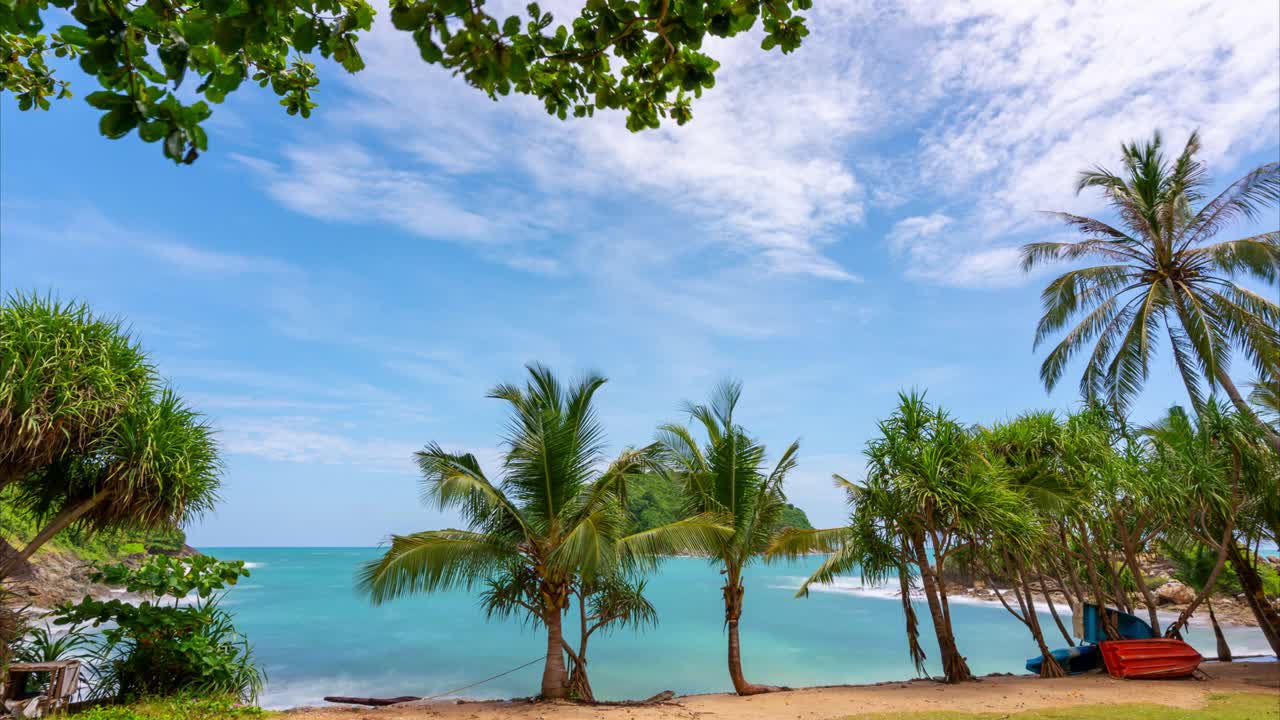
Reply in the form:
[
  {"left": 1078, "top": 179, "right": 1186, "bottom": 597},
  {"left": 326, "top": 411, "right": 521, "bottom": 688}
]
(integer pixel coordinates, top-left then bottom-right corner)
[{"left": 1098, "top": 638, "right": 1204, "bottom": 679}]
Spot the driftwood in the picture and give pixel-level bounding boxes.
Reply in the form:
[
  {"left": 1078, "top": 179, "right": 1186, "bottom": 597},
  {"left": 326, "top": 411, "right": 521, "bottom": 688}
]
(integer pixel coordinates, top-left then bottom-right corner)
[{"left": 322, "top": 696, "right": 420, "bottom": 706}]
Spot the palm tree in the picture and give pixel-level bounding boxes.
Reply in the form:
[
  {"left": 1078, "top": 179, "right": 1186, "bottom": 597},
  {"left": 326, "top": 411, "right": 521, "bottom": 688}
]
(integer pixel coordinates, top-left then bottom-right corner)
[
  {"left": 1022, "top": 130, "right": 1280, "bottom": 454},
  {"left": 358, "top": 365, "right": 724, "bottom": 700},
  {"left": 770, "top": 391, "right": 1026, "bottom": 684},
  {"left": 1249, "top": 379, "right": 1280, "bottom": 427},
  {"left": 656, "top": 380, "right": 799, "bottom": 696}
]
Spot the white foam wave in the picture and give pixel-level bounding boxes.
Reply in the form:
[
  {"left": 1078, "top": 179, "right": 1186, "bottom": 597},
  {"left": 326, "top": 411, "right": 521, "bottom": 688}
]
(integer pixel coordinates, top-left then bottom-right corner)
[
  {"left": 768, "top": 575, "right": 1009, "bottom": 609},
  {"left": 243, "top": 562, "right": 266, "bottom": 569}
]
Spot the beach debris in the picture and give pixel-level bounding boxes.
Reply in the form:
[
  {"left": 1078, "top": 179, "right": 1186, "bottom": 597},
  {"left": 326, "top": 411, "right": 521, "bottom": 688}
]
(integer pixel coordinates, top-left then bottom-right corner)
[{"left": 322, "top": 696, "right": 421, "bottom": 706}]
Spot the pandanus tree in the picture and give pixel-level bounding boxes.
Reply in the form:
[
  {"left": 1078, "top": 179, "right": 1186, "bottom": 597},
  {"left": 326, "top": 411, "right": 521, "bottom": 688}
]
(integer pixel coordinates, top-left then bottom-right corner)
[
  {"left": 1144, "top": 402, "right": 1280, "bottom": 653},
  {"left": 770, "top": 391, "right": 1024, "bottom": 684},
  {"left": 979, "top": 413, "right": 1082, "bottom": 676},
  {"left": 656, "top": 380, "right": 799, "bottom": 696},
  {"left": 0, "top": 294, "right": 221, "bottom": 580},
  {"left": 358, "top": 365, "right": 725, "bottom": 700},
  {"left": 1022, "top": 130, "right": 1280, "bottom": 454}
]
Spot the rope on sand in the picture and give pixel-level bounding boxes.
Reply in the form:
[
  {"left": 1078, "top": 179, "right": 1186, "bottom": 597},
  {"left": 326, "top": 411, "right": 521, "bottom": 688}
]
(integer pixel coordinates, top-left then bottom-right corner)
[{"left": 419, "top": 654, "right": 549, "bottom": 702}]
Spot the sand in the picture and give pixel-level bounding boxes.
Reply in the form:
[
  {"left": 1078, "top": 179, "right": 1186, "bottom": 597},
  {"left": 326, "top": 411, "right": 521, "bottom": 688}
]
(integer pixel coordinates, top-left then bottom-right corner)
[{"left": 282, "top": 660, "right": 1278, "bottom": 719}]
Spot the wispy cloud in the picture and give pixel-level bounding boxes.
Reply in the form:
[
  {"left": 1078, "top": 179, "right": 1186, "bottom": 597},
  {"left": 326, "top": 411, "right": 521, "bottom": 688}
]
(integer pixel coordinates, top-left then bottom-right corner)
[
  {"left": 892, "top": 0, "right": 1280, "bottom": 281},
  {"left": 3, "top": 205, "right": 299, "bottom": 276},
  {"left": 217, "top": 416, "right": 419, "bottom": 471},
  {"left": 233, "top": 2, "right": 874, "bottom": 283}
]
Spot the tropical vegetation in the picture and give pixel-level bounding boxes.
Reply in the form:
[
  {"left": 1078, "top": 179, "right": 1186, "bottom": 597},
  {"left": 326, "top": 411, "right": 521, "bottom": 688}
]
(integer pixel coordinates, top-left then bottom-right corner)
[
  {"left": 1022, "top": 130, "right": 1280, "bottom": 454},
  {"left": 357, "top": 364, "right": 728, "bottom": 700},
  {"left": 42, "top": 555, "right": 262, "bottom": 702},
  {"left": 1, "top": 0, "right": 813, "bottom": 162},
  {"left": 771, "top": 392, "right": 1279, "bottom": 680},
  {"left": 656, "top": 380, "right": 802, "bottom": 694},
  {"left": 0, "top": 294, "right": 221, "bottom": 582}
]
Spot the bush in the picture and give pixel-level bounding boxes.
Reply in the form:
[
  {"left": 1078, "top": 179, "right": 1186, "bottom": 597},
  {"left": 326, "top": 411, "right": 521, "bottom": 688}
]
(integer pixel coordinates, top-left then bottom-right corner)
[{"left": 50, "top": 556, "right": 263, "bottom": 703}]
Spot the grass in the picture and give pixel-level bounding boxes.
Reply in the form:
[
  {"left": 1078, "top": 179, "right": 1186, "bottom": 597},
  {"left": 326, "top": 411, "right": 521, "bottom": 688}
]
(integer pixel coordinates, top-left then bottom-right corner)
[
  {"left": 843, "top": 692, "right": 1279, "bottom": 720},
  {"left": 71, "top": 696, "right": 264, "bottom": 720}
]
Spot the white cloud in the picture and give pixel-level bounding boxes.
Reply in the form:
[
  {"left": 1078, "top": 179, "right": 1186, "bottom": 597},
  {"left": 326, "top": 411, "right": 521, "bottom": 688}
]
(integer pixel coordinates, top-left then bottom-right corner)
[
  {"left": 226, "top": 1, "right": 1279, "bottom": 291},
  {"left": 217, "top": 416, "right": 418, "bottom": 471},
  {"left": 894, "top": 0, "right": 1280, "bottom": 281},
  {"left": 3, "top": 206, "right": 298, "bottom": 276},
  {"left": 234, "top": 2, "right": 874, "bottom": 282}
]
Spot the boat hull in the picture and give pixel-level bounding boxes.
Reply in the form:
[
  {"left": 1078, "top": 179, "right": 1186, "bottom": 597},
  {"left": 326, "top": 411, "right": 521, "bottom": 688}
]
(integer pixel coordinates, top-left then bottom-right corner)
[
  {"left": 1025, "top": 644, "right": 1102, "bottom": 675},
  {"left": 1098, "top": 639, "right": 1203, "bottom": 679}
]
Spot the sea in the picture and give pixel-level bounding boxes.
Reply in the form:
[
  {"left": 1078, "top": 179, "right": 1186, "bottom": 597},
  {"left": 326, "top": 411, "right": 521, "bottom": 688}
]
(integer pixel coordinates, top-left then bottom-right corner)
[{"left": 201, "top": 548, "right": 1276, "bottom": 709}]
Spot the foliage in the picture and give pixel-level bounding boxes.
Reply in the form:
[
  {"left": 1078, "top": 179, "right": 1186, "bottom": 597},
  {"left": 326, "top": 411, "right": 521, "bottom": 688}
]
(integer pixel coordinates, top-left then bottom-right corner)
[
  {"left": 358, "top": 364, "right": 726, "bottom": 700},
  {"left": 625, "top": 472, "right": 811, "bottom": 534},
  {"left": 0, "top": 294, "right": 149, "bottom": 486},
  {"left": 0, "top": 294, "right": 220, "bottom": 581},
  {"left": 657, "top": 379, "right": 800, "bottom": 694},
  {"left": 49, "top": 555, "right": 261, "bottom": 703},
  {"left": 1, "top": 486, "right": 190, "bottom": 565},
  {"left": 1, "top": 0, "right": 813, "bottom": 163},
  {"left": 66, "top": 695, "right": 264, "bottom": 720},
  {"left": 1021, "top": 130, "right": 1280, "bottom": 453}
]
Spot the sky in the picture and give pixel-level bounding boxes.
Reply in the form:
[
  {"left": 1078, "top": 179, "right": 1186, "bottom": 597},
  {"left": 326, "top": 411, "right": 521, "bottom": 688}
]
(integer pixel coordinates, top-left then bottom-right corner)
[{"left": 2, "top": 0, "right": 1278, "bottom": 547}]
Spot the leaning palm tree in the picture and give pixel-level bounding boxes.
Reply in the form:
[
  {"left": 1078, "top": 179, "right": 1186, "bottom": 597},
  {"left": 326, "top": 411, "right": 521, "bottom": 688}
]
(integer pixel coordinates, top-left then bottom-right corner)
[
  {"left": 358, "top": 365, "right": 724, "bottom": 700},
  {"left": 1022, "top": 130, "right": 1280, "bottom": 454},
  {"left": 656, "top": 380, "right": 799, "bottom": 696}
]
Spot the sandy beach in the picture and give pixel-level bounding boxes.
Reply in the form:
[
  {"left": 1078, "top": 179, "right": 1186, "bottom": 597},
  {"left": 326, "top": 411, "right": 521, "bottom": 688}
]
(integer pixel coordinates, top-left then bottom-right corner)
[{"left": 284, "top": 660, "right": 1278, "bottom": 719}]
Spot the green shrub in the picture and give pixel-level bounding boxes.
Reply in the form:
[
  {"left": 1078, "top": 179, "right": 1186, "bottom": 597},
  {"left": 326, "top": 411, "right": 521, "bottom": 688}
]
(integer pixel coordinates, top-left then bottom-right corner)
[{"left": 51, "top": 556, "right": 263, "bottom": 703}]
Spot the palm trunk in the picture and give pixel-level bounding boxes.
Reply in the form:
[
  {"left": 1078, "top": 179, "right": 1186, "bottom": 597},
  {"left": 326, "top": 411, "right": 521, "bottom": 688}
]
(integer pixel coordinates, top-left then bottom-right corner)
[
  {"left": 912, "top": 535, "right": 972, "bottom": 683},
  {"left": 723, "top": 570, "right": 770, "bottom": 696},
  {"left": 0, "top": 493, "right": 106, "bottom": 579},
  {"left": 1075, "top": 523, "right": 1120, "bottom": 640},
  {"left": 1207, "top": 599, "right": 1232, "bottom": 662},
  {"left": 1226, "top": 543, "right": 1280, "bottom": 655},
  {"left": 540, "top": 610, "right": 570, "bottom": 700},
  {"left": 1121, "top": 544, "right": 1161, "bottom": 635},
  {"left": 1166, "top": 520, "right": 1235, "bottom": 639},
  {"left": 1036, "top": 565, "right": 1074, "bottom": 647},
  {"left": 1213, "top": 366, "right": 1280, "bottom": 455}
]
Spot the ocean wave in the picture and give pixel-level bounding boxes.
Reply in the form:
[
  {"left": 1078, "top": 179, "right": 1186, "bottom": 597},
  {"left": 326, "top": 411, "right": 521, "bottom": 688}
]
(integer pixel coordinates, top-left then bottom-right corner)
[
  {"left": 767, "top": 575, "right": 1003, "bottom": 609},
  {"left": 243, "top": 562, "right": 266, "bottom": 569}
]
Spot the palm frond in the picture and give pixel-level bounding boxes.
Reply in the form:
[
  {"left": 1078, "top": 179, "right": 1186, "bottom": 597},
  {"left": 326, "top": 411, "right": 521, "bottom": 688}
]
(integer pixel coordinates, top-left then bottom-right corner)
[
  {"left": 357, "top": 530, "right": 515, "bottom": 605},
  {"left": 1179, "top": 162, "right": 1280, "bottom": 250},
  {"left": 617, "top": 513, "right": 732, "bottom": 566}
]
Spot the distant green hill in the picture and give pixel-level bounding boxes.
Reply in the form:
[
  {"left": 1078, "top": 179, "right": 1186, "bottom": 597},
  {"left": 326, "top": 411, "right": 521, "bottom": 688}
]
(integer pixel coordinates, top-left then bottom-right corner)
[{"left": 625, "top": 474, "right": 813, "bottom": 533}]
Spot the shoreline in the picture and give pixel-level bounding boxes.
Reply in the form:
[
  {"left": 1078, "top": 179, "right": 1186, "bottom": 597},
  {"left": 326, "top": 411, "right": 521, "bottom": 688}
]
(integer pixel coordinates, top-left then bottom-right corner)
[{"left": 284, "top": 660, "right": 1278, "bottom": 719}]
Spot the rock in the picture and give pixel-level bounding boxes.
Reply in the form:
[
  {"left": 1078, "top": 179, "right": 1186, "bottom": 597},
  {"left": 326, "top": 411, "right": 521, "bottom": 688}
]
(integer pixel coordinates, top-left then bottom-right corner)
[{"left": 1156, "top": 580, "right": 1196, "bottom": 605}]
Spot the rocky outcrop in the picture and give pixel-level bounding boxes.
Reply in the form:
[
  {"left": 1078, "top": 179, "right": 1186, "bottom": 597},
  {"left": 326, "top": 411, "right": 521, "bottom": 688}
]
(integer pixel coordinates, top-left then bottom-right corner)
[
  {"left": 1155, "top": 580, "right": 1196, "bottom": 606},
  {"left": 2, "top": 538, "right": 202, "bottom": 609}
]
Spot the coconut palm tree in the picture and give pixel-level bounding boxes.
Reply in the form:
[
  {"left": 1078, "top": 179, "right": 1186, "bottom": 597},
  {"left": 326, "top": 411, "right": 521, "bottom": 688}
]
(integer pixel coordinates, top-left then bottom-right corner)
[
  {"left": 1249, "top": 379, "right": 1280, "bottom": 427},
  {"left": 1022, "top": 130, "right": 1280, "bottom": 454},
  {"left": 358, "top": 365, "right": 725, "bottom": 700},
  {"left": 655, "top": 380, "right": 799, "bottom": 696}
]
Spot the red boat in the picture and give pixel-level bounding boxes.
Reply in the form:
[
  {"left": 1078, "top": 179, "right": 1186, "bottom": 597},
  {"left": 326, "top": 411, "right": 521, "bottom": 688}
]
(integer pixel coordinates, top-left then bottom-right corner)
[{"left": 1098, "top": 639, "right": 1203, "bottom": 679}]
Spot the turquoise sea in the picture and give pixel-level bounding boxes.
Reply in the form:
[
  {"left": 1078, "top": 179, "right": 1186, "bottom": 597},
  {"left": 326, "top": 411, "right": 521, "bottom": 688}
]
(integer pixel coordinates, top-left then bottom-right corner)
[{"left": 204, "top": 548, "right": 1274, "bottom": 709}]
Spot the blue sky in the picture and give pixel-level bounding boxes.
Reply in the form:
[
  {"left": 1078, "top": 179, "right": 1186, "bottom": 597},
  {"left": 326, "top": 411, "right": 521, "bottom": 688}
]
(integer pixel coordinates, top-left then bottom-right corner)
[{"left": 2, "top": 1, "right": 1278, "bottom": 546}]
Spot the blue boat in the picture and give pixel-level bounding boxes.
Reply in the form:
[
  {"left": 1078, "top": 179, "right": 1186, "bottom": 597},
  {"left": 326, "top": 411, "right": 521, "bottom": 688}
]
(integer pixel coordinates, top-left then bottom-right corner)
[
  {"left": 1025, "top": 644, "right": 1102, "bottom": 674},
  {"left": 1078, "top": 603, "right": 1155, "bottom": 644},
  {"left": 1024, "top": 604, "right": 1154, "bottom": 674}
]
